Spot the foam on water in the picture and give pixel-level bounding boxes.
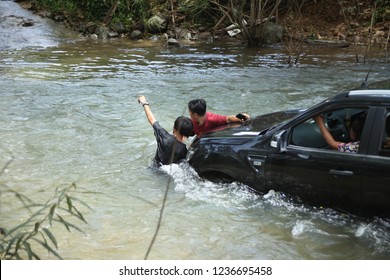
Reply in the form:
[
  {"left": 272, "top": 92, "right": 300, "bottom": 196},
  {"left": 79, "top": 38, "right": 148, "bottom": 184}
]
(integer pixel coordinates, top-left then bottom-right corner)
[
  {"left": 160, "top": 163, "right": 260, "bottom": 210},
  {"left": 160, "top": 163, "right": 390, "bottom": 257}
]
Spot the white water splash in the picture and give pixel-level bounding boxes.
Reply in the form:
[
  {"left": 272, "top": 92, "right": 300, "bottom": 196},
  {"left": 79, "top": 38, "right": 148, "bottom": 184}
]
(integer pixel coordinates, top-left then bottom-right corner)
[{"left": 160, "top": 163, "right": 260, "bottom": 209}]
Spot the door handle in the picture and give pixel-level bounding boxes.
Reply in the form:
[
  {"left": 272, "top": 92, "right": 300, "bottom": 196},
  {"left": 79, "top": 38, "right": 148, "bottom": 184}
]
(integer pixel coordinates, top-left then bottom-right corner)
[
  {"left": 298, "top": 154, "right": 310, "bottom": 159},
  {"left": 329, "top": 169, "right": 354, "bottom": 176}
]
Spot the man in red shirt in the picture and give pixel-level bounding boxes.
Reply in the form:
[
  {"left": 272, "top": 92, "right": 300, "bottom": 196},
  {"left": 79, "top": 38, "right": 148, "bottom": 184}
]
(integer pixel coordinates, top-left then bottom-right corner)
[{"left": 188, "top": 99, "right": 250, "bottom": 136}]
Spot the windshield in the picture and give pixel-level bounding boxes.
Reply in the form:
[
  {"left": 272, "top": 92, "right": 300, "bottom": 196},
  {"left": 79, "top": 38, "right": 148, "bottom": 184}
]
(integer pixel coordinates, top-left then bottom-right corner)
[{"left": 250, "top": 110, "right": 302, "bottom": 132}]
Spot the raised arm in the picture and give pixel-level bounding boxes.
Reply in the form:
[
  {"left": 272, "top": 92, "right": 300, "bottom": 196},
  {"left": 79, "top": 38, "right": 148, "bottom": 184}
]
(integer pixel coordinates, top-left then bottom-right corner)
[
  {"left": 138, "top": 95, "right": 157, "bottom": 126},
  {"left": 314, "top": 115, "right": 341, "bottom": 150}
]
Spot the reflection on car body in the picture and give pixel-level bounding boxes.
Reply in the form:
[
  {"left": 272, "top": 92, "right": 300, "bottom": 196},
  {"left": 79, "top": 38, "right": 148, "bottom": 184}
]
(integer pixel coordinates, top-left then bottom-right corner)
[{"left": 187, "top": 80, "right": 390, "bottom": 217}]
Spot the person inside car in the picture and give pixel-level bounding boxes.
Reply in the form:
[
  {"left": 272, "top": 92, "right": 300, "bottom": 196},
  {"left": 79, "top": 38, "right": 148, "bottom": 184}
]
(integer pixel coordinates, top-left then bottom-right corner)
[
  {"left": 188, "top": 98, "right": 250, "bottom": 136},
  {"left": 314, "top": 114, "right": 364, "bottom": 153},
  {"left": 138, "top": 95, "right": 193, "bottom": 166}
]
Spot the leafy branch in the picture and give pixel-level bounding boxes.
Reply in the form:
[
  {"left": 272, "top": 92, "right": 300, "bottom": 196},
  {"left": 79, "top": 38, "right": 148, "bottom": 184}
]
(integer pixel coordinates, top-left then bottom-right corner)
[{"left": 0, "top": 181, "right": 91, "bottom": 260}]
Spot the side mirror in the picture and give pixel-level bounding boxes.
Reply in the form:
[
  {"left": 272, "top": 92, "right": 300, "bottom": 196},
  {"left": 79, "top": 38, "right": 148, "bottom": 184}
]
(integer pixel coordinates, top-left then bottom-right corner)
[{"left": 270, "top": 130, "right": 287, "bottom": 152}]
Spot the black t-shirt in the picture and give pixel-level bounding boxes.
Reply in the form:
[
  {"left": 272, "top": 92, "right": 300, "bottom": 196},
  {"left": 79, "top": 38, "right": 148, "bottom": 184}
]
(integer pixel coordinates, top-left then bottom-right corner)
[{"left": 152, "top": 122, "right": 188, "bottom": 166}]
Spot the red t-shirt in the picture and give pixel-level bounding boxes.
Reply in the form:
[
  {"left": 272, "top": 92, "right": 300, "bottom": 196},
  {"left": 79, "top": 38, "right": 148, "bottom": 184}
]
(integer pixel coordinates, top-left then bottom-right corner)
[{"left": 192, "top": 112, "right": 227, "bottom": 136}]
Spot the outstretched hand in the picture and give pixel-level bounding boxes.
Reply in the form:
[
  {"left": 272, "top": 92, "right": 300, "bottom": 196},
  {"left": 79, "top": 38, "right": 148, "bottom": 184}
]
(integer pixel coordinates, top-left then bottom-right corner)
[
  {"left": 138, "top": 95, "right": 147, "bottom": 104},
  {"left": 241, "top": 113, "right": 250, "bottom": 121},
  {"left": 138, "top": 95, "right": 156, "bottom": 125}
]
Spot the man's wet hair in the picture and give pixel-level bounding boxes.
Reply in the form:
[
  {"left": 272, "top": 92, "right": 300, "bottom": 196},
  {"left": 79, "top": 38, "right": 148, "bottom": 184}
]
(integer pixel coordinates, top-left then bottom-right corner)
[
  {"left": 188, "top": 99, "right": 207, "bottom": 116},
  {"left": 174, "top": 116, "right": 193, "bottom": 137}
]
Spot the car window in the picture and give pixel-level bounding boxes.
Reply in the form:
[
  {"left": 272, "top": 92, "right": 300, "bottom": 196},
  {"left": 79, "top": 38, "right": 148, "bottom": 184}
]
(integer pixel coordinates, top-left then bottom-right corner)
[
  {"left": 379, "top": 111, "right": 390, "bottom": 157},
  {"left": 290, "top": 118, "right": 327, "bottom": 148},
  {"left": 289, "top": 107, "right": 368, "bottom": 151}
]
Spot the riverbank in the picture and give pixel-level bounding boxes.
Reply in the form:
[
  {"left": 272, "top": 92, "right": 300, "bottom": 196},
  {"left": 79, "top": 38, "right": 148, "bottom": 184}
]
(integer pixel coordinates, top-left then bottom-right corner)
[{"left": 15, "top": 0, "right": 389, "bottom": 49}]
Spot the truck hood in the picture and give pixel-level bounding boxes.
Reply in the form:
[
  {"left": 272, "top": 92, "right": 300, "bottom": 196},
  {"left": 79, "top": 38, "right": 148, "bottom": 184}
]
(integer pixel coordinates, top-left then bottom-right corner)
[{"left": 195, "top": 109, "right": 302, "bottom": 144}]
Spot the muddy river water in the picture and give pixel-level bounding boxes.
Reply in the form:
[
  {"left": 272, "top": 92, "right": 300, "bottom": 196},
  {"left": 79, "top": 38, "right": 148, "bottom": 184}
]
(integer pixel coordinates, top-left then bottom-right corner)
[{"left": 1, "top": 1, "right": 390, "bottom": 259}]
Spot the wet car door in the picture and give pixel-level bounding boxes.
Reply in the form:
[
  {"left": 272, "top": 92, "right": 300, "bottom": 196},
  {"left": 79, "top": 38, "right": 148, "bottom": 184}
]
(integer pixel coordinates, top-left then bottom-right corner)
[
  {"left": 265, "top": 107, "right": 370, "bottom": 213},
  {"left": 360, "top": 107, "right": 390, "bottom": 215}
]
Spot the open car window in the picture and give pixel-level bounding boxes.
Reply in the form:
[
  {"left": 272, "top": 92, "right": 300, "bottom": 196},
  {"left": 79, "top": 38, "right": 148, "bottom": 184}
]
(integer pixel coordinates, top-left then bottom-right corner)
[
  {"left": 288, "top": 107, "right": 368, "bottom": 151},
  {"left": 289, "top": 118, "right": 327, "bottom": 148}
]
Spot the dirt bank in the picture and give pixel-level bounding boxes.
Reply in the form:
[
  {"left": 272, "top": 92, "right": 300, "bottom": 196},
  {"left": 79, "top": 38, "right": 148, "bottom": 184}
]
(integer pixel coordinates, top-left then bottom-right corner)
[
  {"left": 292, "top": 0, "right": 389, "bottom": 45},
  {"left": 15, "top": 0, "right": 390, "bottom": 47}
]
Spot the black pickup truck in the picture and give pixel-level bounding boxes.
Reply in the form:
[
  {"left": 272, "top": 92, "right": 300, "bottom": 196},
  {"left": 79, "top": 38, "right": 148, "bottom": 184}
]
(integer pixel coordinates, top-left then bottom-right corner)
[{"left": 187, "top": 80, "right": 390, "bottom": 217}]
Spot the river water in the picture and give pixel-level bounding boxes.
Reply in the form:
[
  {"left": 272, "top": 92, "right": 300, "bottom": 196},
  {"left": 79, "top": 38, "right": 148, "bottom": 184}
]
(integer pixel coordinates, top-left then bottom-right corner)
[{"left": 1, "top": 1, "right": 390, "bottom": 260}]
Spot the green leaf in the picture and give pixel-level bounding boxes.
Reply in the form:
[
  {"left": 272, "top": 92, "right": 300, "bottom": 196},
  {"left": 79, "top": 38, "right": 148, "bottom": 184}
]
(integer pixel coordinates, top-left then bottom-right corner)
[
  {"left": 55, "top": 186, "right": 68, "bottom": 201},
  {"left": 31, "top": 251, "right": 40, "bottom": 260},
  {"left": 55, "top": 215, "right": 70, "bottom": 232},
  {"left": 14, "top": 192, "right": 33, "bottom": 211},
  {"left": 34, "top": 222, "right": 41, "bottom": 233},
  {"left": 70, "top": 182, "right": 77, "bottom": 190},
  {"left": 54, "top": 215, "right": 84, "bottom": 233},
  {"left": 42, "top": 228, "right": 58, "bottom": 249},
  {"left": 71, "top": 206, "right": 87, "bottom": 223},
  {"left": 32, "top": 238, "right": 62, "bottom": 260},
  {"left": 14, "top": 233, "right": 27, "bottom": 252},
  {"left": 5, "top": 233, "right": 24, "bottom": 256},
  {"left": 68, "top": 196, "right": 93, "bottom": 210},
  {"left": 25, "top": 241, "right": 33, "bottom": 260},
  {"left": 4, "top": 236, "right": 16, "bottom": 255},
  {"left": 24, "top": 242, "right": 41, "bottom": 260},
  {"left": 66, "top": 195, "right": 73, "bottom": 212},
  {"left": 49, "top": 204, "right": 56, "bottom": 226},
  {"left": 14, "top": 251, "right": 22, "bottom": 260}
]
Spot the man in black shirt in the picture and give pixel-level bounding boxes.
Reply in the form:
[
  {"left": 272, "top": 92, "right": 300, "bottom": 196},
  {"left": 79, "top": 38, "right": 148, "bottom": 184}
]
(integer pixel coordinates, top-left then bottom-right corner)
[{"left": 138, "top": 95, "right": 193, "bottom": 166}]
